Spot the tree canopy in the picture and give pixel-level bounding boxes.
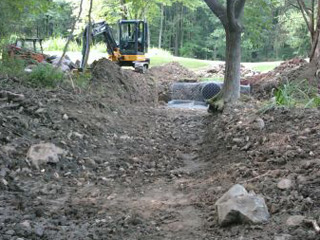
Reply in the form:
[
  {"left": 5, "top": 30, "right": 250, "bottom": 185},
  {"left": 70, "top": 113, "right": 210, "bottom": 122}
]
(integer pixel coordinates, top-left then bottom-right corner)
[{"left": 0, "top": 0, "right": 316, "bottom": 62}]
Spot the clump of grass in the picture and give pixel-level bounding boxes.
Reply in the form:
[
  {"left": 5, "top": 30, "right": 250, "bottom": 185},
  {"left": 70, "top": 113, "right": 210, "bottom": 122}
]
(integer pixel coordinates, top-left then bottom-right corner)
[
  {"left": 28, "top": 64, "right": 64, "bottom": 88},
  {"left": 275, "top": 79, "right": 320, "bottom": 108},
  {"left": 73, "top": 72, "right": 91, "bottom": 89},
  {"left": 259, "top": 79, "right": 320, "bottom": 113},
  {"left": 0, "top": 54, "right": 27, "bottom": 79}
]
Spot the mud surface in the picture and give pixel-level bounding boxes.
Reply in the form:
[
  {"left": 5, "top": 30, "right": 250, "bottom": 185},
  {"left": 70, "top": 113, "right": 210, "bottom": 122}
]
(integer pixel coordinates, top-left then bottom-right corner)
[{"left": 0, "top": 60, "right": 320, "bottom": 239}]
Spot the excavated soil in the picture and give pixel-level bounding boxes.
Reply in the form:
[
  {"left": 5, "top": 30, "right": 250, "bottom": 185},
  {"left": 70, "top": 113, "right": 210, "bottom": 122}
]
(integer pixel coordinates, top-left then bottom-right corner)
[
  {"left": 148, "top": 62, "right": 198, "bottom": 103},
  {"left": 90, "top": 58, "right": 158, "bottom": 106},
  {"left": 0, "top": 59, "right": 320, "bottom": 240},
  {"left": 244, "top": 58, "right": 315, "bottom": 99}
]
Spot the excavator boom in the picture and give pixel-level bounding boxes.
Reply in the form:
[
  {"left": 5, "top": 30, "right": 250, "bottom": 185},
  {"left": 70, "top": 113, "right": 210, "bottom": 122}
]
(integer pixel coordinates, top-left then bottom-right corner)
[{"left": 81, "top": 21, "right": 118, "bottom": 69}]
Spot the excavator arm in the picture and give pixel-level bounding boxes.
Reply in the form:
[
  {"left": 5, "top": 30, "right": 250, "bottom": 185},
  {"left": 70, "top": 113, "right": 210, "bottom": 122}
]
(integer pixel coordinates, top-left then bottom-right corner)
[{"left": 81, "top": 21, "right": 119, "bottom": 70}]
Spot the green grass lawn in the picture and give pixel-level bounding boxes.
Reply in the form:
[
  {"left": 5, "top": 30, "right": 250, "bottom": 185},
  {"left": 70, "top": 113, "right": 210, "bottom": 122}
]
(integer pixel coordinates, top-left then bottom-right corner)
[
  {"left": 249, "top": 62, "right": 281, "bottom": 72},
  {"left": 150, "top": 55, "right": 211, "bottom": 69},
  {"left": 149, "top": 48, "right": 281, "bottom": 72},
  {"left": 151, "top": 55, "right": 281, "bottom": 72},
  {"left": 44, "top": 46, "right": 282, "bottom": 73}
]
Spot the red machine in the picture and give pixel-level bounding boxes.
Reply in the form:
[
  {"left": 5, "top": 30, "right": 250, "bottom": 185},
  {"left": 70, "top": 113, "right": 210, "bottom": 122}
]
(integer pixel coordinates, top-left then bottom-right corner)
[{"left": 7, "top": 38, "right": 46, "bottom": 63}]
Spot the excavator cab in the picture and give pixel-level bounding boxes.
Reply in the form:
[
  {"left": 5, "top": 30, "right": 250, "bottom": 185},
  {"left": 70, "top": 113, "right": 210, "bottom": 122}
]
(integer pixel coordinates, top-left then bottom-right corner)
[
  {"left": 119, "top": 20, "right": 148, "bottom": 56},
  {"left": 118, "top": 20, "right": 149, "bottom": 72}
]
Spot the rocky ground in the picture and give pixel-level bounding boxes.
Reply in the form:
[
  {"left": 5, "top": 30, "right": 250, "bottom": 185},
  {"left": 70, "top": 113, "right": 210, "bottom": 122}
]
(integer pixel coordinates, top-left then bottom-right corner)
[{"left": 0, "top": 60, "right": 320, "bottom": 240}]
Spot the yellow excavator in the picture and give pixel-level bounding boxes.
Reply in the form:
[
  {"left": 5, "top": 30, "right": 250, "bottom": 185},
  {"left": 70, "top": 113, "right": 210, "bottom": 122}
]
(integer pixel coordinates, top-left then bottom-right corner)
[{"left": 81, "top": 20, "right": 150, "bottom": 73}]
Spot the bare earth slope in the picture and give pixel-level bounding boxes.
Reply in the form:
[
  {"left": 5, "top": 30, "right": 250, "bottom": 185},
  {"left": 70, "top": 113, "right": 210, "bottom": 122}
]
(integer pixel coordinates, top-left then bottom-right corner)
[{"left": 0, "top": 60, "right": 319, "bottom": 239}]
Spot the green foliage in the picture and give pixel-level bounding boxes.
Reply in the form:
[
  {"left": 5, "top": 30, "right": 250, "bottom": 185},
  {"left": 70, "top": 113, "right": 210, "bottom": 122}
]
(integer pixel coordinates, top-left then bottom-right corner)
[
  {"left": 0, "top": 0, "right": 314, "bottom": 63},
  {"left": 0, "top": 57, "right": 27, "bottom": 79},
  {"left": 278, "top": 10, "right": 309, "bottom": 57},
  {"left": 43, "top": 37, "right": 81, "bottom": 51},
  {"left": 259, "top": 80, "right": 320, "bottom": 113},
  {"left": 43, "top": 37, "right": 106, "bottom": 52},
  {"left": 28, "top": 64, "right": 65, "bottom": 88},
  {"left": 0, "top": 0, "right": 71, "bottom": 39},
  {"left": 73, "top": 72, "right": 91, "bottom": 89},
  {"left": 274, "top": 80, "right": 320, "bottom": 108}
]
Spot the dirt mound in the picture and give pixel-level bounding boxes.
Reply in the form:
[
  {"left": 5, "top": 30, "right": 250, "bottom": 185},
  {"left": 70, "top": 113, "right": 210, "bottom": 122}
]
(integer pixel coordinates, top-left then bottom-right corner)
[
  {"left": 197, "top": 63, "right": 260, "bottom": 79},
  {"left": 91, "top": 58, "right": 157, "bottom": 105},
  {"left": 244, "top": 58, "right": 310, "bottom": 98},
  {"left": 148, "top": 62, "right": 198, "bottom": 102},
  {"left": 200, "top": 104, "right": 320, "bottom": 239},
  {"left": 149, "top": 62, "right": 198, "bottom": 83}
]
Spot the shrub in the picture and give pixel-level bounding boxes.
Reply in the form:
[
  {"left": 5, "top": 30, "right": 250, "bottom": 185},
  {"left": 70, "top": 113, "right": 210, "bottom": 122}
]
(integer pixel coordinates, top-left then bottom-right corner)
[
  {"left": 28, "top": 64, "right": 64, "bottom": 88},
  {"left": 0, "top": 55, "right": 27, "bottom": 79}
]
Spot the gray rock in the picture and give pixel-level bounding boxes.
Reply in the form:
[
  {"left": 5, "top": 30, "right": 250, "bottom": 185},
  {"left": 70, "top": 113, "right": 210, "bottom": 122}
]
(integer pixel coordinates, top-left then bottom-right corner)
[
  {"left": 277, "top": 179, "right": 292, "bottom": 190},
  {"left": 274, "top": 234, "right": 292, "bottom": 240},
  {"left": 5, "top": 229, "right": 15, "bottom": 235},
  {"left": 34, "top": 225, "right": 44, "bottom": 237},
  {"left": 51, "top": 55, "right": 73, "bottom": 72},
  {"left": 286, "top": 215, "right": 305, "bottom": 227},
  {"left": 27, "top": 143, "right": 66, "bottom": 169},
  {"left": 215, "top": 184, "right": 270, "bottom": 226},
  {"left": 254, "top": 117, "right": 265, "bottom": 130},
  {"left": 14, "top": 220, "right": 32, "bottom": 236},
  {"left": 0, "top": 168, "right": 8, "bottom": 177},
  {"left": 215, "top": 184, "right": 248, "bottom": 205}
]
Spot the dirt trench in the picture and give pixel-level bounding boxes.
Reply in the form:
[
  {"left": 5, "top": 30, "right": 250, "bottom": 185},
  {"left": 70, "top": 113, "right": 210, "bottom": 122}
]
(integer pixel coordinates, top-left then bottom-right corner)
[
  {"left": 1, "top": 60, "right": 320, "bottom": 240},
  {"left": 0, "top": 102, "right": 215, "bottom": 239}
]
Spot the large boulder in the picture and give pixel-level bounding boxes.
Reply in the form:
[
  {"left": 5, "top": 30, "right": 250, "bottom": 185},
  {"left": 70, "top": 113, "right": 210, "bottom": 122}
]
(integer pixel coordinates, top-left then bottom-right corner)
[{"left": 215, "top": 184, "right": 270, "bottom": 226}]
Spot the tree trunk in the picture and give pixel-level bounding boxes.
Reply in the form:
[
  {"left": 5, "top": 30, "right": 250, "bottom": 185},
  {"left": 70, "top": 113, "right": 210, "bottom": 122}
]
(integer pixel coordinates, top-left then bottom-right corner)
[
  {"left": 57, "top": 0, "right": 84, "bottom": 67},
  {"left": 204, "top": 0, "right": 246, "bottom": 111},
  {"left": 310, "top": 1, "right": 320, "bottom": 65},
  {"left": 174, "top": 3, "right": 181, "bottom": 56},
  {"left": 223, "top": 30, "right": 241, "bottom": 102},
  {"left": 82, "top": 0, "right": 93, "bottom": 72},
  {"left": 180, "top": 5, "right": 184, "bottom": 49},
  {"left": 174, "top": 23, "right": 179, "bottom": 56},
  {"left": 311, "top": 32, "right": 320, "bottom": 66},
  {"left": 158, "top": 3, "right": 164, "bottom": 48}
]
